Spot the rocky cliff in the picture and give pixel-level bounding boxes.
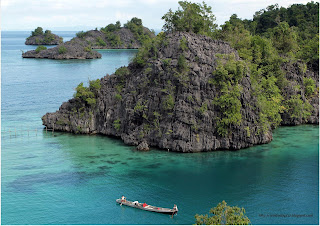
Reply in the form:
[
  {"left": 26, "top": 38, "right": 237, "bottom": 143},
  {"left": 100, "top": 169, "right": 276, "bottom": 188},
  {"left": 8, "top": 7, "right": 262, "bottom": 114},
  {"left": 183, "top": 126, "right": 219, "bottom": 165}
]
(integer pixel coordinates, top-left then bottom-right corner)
[
  {"left": 25, "top": 33, "right": 63, "bottom": 45},
  {"left": 22, "top": 26, "right": 155, "bottom": 59},
  {"left": 280, "top": 62, "right": 319, "bottom": 125},
  {"left": 42, "top": 32, "right": 318, "bottom": 152}
]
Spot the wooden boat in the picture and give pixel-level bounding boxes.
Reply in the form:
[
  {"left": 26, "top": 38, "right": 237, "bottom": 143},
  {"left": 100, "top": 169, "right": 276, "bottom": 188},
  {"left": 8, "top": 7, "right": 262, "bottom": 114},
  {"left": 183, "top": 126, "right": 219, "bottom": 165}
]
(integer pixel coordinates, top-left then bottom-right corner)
[{"left": 116, "top": 199, "right": 178, "bottom": 215}]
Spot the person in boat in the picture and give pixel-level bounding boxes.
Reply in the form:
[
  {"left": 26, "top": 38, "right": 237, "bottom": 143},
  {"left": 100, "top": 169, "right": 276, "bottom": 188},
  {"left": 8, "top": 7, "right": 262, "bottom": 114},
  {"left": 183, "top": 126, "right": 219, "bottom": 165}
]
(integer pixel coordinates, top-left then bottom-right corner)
[
  {"left": 142, "top": 203, "right": 148, "bottom": 208},
  {"left": 173, "top": 204, "right": 178, "bottom": 212},
  {"left": 121, "top": 195, "right": 126, "bottom": 202}
]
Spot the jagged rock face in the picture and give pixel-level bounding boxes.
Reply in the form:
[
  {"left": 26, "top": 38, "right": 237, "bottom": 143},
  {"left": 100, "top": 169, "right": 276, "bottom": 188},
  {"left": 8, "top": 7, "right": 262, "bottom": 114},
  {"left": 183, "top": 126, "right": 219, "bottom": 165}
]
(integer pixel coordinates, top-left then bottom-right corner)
[
  {"left": 25, "top": 34, "right": 63, "bottom": 45},
  {"left": 280, "top": 62, "right": 319, "bottom": 125},
  {"left": 22, "top": 38, "right": 102, "bottom": 59},
  {"left": 42, "top": 32, "right": 274, "bottom": 152}
]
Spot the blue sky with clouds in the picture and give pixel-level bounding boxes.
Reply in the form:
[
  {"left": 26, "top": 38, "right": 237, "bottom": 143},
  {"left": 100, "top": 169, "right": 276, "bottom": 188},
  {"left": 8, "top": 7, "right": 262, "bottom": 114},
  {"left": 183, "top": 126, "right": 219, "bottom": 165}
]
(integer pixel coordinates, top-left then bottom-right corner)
[{"left": 1, "top": 0, "right": 315, "bottom": 31}]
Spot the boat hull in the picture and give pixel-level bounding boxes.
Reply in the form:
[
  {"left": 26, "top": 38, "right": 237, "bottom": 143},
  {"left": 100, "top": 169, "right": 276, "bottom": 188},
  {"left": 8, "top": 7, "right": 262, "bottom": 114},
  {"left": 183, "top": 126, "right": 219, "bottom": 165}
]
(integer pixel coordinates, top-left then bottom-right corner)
[{"left": 116, "top": 199, "right": 178, "bottom": 215}]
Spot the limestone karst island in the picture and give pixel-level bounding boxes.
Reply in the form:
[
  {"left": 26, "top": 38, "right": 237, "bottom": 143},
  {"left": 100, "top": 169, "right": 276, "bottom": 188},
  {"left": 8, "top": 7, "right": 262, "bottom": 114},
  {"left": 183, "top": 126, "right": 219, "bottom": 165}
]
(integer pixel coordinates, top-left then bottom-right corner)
[
  {"left": 25, "top": 27, "right": 63, "bottom": 45},
  {"left": 2, "top": 0, "right": 319, "bottom": 225},
  {"left": 42, "top": 1, "right": 319, "bottom": 152},
  {"left": 22, "top": 19, "right": 155, "bottom": 59}
]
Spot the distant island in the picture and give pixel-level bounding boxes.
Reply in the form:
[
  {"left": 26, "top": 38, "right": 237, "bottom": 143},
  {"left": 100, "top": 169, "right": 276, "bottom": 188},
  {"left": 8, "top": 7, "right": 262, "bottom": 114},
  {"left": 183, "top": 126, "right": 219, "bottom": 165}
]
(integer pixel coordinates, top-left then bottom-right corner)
[
  {"left": 42, "top": 1, "right": 319, "bottom": 152},
  {"left": 25, "top": 27, "right": 63, "bottom": 45},
  {"left": 22, "top": 18, "right": 155, "bottom": 59}
]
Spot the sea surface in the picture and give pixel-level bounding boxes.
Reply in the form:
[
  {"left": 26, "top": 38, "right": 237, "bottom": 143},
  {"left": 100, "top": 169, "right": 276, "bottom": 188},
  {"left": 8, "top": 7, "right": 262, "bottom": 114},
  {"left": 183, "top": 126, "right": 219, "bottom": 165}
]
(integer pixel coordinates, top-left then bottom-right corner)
[{"left": 1, "top": 31, "right": 319, "bottom": 225}]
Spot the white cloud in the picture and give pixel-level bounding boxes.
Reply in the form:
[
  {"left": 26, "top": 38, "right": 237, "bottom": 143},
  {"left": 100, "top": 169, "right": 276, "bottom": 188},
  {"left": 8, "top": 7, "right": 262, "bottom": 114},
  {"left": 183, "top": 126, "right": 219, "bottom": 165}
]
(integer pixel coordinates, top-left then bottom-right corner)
[
  {"left": 115, "top": 12, "right": 138, "bottom": 22},
  {"left": 2, "top": 0, "right": 318, "bottom": 30}
]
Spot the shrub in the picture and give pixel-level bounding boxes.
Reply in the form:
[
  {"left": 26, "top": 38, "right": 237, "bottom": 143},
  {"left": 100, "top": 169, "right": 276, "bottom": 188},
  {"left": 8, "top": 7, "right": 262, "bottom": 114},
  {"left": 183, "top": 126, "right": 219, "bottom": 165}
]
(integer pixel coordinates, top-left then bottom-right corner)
[
  {"left": 44, "top": 33, "right": 55, "bottom": 43},
  {"left": 304, "top": 77, "right": 316, "bottom": 97},
  {"left": 83, "top": 46, "right": 92, "bottom": 52},
  {"left": 101, "top": 21, "right": 121, "bottom": 33},
  {"left": 285, "top": 94, "right": 312, "bottom": 120},
  {"left": 180, "top": 37, "right": 188, "bottom": 51},
  {"left": 144, "top": 67, "right": 152, "bottom": 75},
  {"left": 31, "top": 27, "right": 43, "bottom": 36},
  {"left": 134, "top": 100, "right": 147, "bottom": 112},
  {"left": 73, "top": 79, "right": 101, "bottom": 107},
  {"left": 105, "top": 33, "right": 122, "bottom": 47},
  {"left": 178, "top": 54, "right": 189, "bottom": 73},
  {"left": 162, "top": 58, "right": 172, "bottom": 67},
  {"left": 96, "top": 37, "right": 107, "bottom": 46},
  {"left": 58, "top": 45, "right": 67, "bottom": 54},
  {"left": 115, "top": 93, "right": 122, "bottom": 101},
  {"left": 35, "top": 45, "right": 47, "bottom": 53},
  {"left": 163, "top": 94, "right": 175, "bottom": 110},
  {"left": 89, "top": 79, "right": 101, "bottom": 93},
  {"left": 76, "top": 31, "right": 86, "bottom": 38},
  {"left": 115, "top": 67, "right": 130, "bottom": 76},
  {"left": 199, "top": 102, "right": 208, "bottom": 114},
  {"left": 195, "top": 200, "right": 250, "bottom": 225},
  {"left": 113, "top": 119, "right": 121, "bottom": 131}
]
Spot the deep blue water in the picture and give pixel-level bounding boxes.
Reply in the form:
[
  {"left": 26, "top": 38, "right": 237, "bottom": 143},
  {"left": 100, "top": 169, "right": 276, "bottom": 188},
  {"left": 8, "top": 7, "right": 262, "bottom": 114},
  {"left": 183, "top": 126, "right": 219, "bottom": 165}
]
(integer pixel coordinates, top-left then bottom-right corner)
[{"left": 1, "top": 31, "right": 319, "bottom": 225}]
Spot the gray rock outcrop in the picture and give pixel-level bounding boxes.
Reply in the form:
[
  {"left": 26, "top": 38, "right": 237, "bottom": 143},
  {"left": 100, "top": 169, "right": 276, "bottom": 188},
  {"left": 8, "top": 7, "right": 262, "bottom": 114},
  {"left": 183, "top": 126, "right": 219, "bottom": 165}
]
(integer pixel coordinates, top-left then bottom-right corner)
[{"left": 41, "top": 32, "right": 318, "bottom": 152}]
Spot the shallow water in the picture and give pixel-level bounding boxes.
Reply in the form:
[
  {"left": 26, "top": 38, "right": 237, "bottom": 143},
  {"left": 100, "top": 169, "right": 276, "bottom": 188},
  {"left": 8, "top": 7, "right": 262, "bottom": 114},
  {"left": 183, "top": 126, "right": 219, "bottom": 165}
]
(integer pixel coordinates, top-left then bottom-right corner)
[{"left": 1, "top": 31, "right": 319, "bottom": 225}]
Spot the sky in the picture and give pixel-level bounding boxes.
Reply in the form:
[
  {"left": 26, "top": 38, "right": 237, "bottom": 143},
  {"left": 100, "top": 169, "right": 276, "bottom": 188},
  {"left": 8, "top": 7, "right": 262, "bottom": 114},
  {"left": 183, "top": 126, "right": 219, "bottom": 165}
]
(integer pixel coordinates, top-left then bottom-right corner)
[{"left": 1, "top": 0, "right": 317, "bottom": 31}]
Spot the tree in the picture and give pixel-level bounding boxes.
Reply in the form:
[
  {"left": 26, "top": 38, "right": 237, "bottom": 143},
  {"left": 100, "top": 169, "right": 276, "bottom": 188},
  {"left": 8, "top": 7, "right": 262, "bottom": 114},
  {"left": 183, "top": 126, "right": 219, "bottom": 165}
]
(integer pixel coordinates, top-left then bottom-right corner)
[
  {"left": 35, "top": 45, "right": 47, "bottom": 53},
  {"left": 162, "top": 1, "right": 217, "bottom": 35},
  {"left": 32, "top": 27, "right": 44, "bottom": 36},
  {"left": 267, "top": 22, "right": 299, "bottom": 54},
  {"left": 115, "top": 21, "right": 121, "bottom": 29},
  {"left": 195, "top": 201, "right": 251, "bottom": 225}
]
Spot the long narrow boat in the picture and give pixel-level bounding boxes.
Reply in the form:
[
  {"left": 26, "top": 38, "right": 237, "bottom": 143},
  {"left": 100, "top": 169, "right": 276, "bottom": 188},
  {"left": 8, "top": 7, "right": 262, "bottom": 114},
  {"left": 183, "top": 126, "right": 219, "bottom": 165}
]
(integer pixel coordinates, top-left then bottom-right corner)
[{"left": 116, "top": 199, "right": 178, "bottom": 215}]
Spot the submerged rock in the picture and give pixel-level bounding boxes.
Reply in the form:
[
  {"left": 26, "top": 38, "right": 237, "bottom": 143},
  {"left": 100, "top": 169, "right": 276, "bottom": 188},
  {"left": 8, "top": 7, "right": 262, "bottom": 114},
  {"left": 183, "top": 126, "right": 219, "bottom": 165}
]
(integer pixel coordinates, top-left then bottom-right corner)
[{"left": 42, "top": 32, "right": 318, "bottom": 152}]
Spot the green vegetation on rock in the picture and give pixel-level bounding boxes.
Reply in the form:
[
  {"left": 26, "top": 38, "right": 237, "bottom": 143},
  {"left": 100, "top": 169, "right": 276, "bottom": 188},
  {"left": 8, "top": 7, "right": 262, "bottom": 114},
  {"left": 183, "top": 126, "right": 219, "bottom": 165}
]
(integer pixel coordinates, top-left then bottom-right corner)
[
  {"left": 31, "top": 27, "right": 44, "bottom": 36},
  {"left": 43, "top": 30, "right": 56, "bottom": 43},
  {"left": 162, "top": 1, "right": 217, "bottom": 36},
  {"left": 285, "top": 94, "right": 312, "bottom": 120},
  {"left": 304, "top": 77, "right": 316, "bottom": 97},
  {"left": 58, "top": 45, "right": 67, "bottom": 54},
  {"left": 211, "top": 54, "right": 245, "bottom": 136},
  {"left": 101, "top": 21, "right": 121, "bottom": 33},
  {"left": 35, "top": 45, "right": 47, "bottom": 53},
  {"left": 124, "top": 17, "right": 152, "bottom": 44},
  {"left": 76, "top": 31, "right": 87, "bottom": 39},
  {"left": 113, "top": 119, "right": 121, "bottom": 131},
  {"left": 74, "top": 79, "right": 101, "bottom": 107},
  {"left": 195, "top": 200, "right": 251, "bottom": 225}
]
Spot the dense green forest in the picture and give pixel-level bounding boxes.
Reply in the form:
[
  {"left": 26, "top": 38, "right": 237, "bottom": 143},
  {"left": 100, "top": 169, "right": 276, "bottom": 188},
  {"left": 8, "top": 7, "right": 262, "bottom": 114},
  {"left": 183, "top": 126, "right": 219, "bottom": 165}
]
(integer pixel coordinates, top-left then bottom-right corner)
[{"left": 158, "top": 1, "right": 319, "bottom": 134}]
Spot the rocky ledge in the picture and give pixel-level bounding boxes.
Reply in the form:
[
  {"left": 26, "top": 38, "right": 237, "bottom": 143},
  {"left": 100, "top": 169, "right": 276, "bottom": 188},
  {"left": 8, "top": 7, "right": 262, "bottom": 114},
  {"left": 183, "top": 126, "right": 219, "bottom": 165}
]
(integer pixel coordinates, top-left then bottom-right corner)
[{"left": 42, "top": 32, "right": 318, "bottom": 152}]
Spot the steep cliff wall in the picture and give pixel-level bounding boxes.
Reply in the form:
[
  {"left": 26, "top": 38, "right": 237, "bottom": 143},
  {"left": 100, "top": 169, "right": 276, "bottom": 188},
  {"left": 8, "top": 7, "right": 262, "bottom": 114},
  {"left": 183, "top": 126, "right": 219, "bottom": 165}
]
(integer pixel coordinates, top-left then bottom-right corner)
[{"left": 42, "top": 32, "right": 275, "bottom": 152}]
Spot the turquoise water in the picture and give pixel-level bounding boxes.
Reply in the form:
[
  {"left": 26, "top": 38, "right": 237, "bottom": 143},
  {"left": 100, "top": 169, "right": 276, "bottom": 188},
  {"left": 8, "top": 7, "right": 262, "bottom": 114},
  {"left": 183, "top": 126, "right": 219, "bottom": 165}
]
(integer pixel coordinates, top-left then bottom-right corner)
[{"left": 1, "top": 31, "right": 319, "bottom": 225}]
